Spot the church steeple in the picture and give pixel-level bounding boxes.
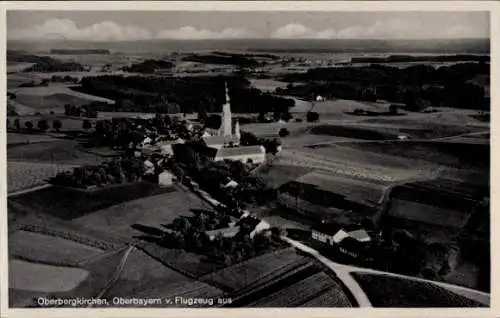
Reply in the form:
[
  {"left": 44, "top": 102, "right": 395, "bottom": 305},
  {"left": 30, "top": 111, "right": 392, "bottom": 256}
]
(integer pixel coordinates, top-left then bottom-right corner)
[
  {"left": 234, "top": 118, "right": 241, "bottom": 140},
  {"left": 222, "top": 82, "right": 232, "bottom": 137}
]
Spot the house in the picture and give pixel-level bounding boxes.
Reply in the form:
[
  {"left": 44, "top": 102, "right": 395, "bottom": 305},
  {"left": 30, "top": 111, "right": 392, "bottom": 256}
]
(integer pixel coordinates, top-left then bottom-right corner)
[
  {"left": 236, "top": 216, "right": 271, "bottom": 239},
  {"left": 214, "top": 145, "right": 266, "bottom": 164},
  {"left": 223, "top": 180, "right": 239, "bottom": 189},
  {"left": 158, "top": 171, "right": 174, "bottom": 187},
  {"left": 202, "top": 135, "right": 240, "bottom": 150},
  {"left": 205, "top": 226, "right": 240, "bottom": 241},
  {"left": 311, "top": 223, "right": 371, "bottom": 258}
]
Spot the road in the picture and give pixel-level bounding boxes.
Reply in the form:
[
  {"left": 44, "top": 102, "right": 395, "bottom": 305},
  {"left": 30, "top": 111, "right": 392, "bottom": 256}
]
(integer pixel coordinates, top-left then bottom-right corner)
[{"left": 282, "top": 237, "right": 490, "bottom": 306}]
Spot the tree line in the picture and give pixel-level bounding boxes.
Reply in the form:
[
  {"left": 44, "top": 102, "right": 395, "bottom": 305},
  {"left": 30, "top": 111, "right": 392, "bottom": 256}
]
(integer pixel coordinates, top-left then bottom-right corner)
[
  {"left": 279, "top": 62, "right": 490, "bottom": 111},
  {"left": 72, "top": 75, "right": 295, "bottom": 119}
]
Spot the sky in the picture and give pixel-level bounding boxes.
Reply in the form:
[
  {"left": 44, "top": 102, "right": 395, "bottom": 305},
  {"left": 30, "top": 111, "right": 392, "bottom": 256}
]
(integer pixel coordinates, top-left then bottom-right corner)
[{"left": 7, "top": 11, "right": 490, "bottom": 41}]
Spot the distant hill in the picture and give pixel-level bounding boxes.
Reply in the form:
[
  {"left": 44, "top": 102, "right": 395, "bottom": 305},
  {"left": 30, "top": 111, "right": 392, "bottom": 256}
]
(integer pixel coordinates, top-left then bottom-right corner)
[{"left": 50, "top": 49, "right": 111, "bottom": 55}]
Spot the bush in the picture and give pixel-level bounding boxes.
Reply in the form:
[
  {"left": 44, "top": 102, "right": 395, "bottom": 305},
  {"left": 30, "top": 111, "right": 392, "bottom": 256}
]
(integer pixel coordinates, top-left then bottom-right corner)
[
  {"left": 37, "top": 119, "right": 49, "bottom": 131},
  {"left": 82, "top": 119, "right": 92, "bottom": 130},
  {"left": 53, "top": 120, "right": 62, "bottom": 131},
  {"left": 306, "top": 111, "right": 319, "bottom": 122},
  {"left": 25, "top": 121, "right": 33, "bottom": 130},
  {"left": 278, "top": 128, "right": 290, "bottom": 137}
]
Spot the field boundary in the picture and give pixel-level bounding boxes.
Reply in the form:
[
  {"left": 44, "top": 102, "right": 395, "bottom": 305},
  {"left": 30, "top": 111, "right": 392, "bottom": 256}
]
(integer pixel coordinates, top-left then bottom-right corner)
[{"left": 20, "top": 224, "right": 116, "bottom": 251}]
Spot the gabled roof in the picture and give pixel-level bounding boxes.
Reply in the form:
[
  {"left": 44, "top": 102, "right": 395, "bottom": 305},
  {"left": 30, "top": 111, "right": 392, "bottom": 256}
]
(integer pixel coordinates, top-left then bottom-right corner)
[
  {"left": 348, "top": 229, "right": 371, "bottom": 242},
  {"left": 216, "top": 145, "right": 265, "bottom": 158},
  {"left": 202, "top": 135, "right": 240, "bottom": 146},
  {"left": 205, "top": 226, "right": 240, "bottom": 238}
]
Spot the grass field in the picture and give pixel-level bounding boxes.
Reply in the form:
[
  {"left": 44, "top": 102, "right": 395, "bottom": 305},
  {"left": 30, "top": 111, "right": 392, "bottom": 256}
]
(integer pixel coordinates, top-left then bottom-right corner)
[
  {"left": 72, "top": 189, "right": 210, "bottom": 240},
  {"left": 294, "top": 171, "right": 387, "bottom": 205},
  {"left": 350, "top": 272, "right": 486, "bottom": 307},
  {"left": 8, "top": 139, "right": 104, "bottom": 165},
  {"left": 249, "top": 79, "right": 288, "bottom": 92},
  {"left": 15, "top": 93, "right": 94, "bottom": 111},
  {"left": 7, "top": 161, "right": 78, "bottom": 194},
  {"left": 9, "top": 182, "right": 171, "bottom": 224},
  {"left": 9, "top": 259, "right": 90, "bottom": 293},
  {"left": 137, "top": 243, "right": 216, "bottom": 278},
  {"left": 387, "top": 199, "right": 470, "bottom": 229},
  {"left": 341, "top": 141, "right": 489, "bottom": 171},
  {"left": 8, "top": 85, "right": 114, "bottom": 113},
  {"left": 201, "top": 247, "right": 307, "bottom": 292},
  {"left": 247, "top": 271, "right": 337, "bottom": 307},
  {"left": 301, "top": 279, "right": 354, "bottom": 307},
  {"left": 257, "top": 164, "right": 314, "bottom": 189},
  {"left": 104, "top": 249, "right": 193, "bottom": 298},
  {"left": 9, "top": 230, "right": 104, "bottom": 266}
]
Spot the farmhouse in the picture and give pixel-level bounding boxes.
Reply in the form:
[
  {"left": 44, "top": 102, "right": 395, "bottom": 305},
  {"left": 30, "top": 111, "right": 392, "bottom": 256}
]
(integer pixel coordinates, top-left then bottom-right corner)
[
  {"left": 205, "top": 216, "right": 270, "bottom": 241},
  {"left": 311, "top": 223, "right": 371, "bottom": 258},
  {"left": 214, "top": 146, "right": 266, "bottom": 164},
  {"left": 158, "top": 171, "right": 174, "bottom": 187}
]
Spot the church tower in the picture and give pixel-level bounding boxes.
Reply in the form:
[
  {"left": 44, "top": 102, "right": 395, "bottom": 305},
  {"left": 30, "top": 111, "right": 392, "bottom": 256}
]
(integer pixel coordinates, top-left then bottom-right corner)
[
  {"left": 234, "top": 118, "right": 241, "bottom": 140},
  {"left": 222, "top": 82, "right": 232, "bottom": 137}
]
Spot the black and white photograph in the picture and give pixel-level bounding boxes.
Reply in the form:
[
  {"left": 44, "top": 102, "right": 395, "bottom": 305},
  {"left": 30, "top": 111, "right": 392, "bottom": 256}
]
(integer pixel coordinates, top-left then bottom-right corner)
[{"left": 2, "top": 1, "right": 495, "bottom": 312}]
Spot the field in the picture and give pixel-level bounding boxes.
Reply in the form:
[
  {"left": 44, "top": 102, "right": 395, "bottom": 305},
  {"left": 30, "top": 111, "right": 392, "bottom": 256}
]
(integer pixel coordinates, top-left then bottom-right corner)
[
  {"left": 9, "top": 230, "right": 104, "bottom": 265},
  {"left": 72, "top": 189, "right": 211, "bottom": 240},
  {"left": 387, "top": 199, "right": 470, "bottom": 230},
  {"left": 301, "top": 280, "right": 354, "bottom": 307},
  {"left": 276, "top": 148, "right": 425, "bottom": 183},
  {"left": 9, "top": 182, "right": 170, "bottom": 223},
  {"left": 8, "top": 139, "right": 104, "bottom": 165},
  {"left": 103, "top": 249, "right": 195, "bottom": 299},
  {"left": 7, "top": 161, "right": 78, "bottom": 194},
  {"left": 249, "top": 78, "right": 288, "bottom": 92},
  {"left": 350, "top": 272, "right": 486, "bottom": 307},
  {"left": 7, "top": 133, "right": 60, "bottom": 146},
  {"left": 294, "top": 171, "right": 388, "bottom": 206},
  {"left": 291, "top": 99, "right": 391, "bottom": 116},
  {"left": 15, "top": 93, "right": 95, "bottom": 111},
  {"left": 257, "top": 164, "right": 314, "bottom": 189},
  {"left": 8, "top": 85, "right": 114, "bottom": 113},
  {"left": 247, "top": 271, "right": 340, "bottom": 307},
  {"left": 201, "top": 247, "right": 308, "bottom": 292},
  {"left": 137, "top": 243, "right": 216, "bottom": 278},
  {"left": 9, "top": 259, "right": 90, "bottom": 293},
  {"left": 341, "top": 141, "right": 489, "bottom": 171}
]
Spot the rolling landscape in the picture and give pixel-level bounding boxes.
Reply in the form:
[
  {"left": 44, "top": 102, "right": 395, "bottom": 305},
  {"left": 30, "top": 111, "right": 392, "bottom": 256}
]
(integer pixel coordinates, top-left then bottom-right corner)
[{"left": 5, "top": 9, "right": 491, "bottom": 309}]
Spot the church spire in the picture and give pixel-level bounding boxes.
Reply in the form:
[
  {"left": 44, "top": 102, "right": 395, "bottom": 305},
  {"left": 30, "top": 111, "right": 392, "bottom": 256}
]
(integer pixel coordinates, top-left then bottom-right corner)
[
  {"left": 234, "top": 118, "right": 241, "bottom": 140},
  {"left": 222, "top": 81, "right": 232, "bottom": 137}
]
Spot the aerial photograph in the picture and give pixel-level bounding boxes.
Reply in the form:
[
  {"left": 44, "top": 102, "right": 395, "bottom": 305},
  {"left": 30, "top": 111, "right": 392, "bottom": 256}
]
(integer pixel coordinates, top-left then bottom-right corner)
[{"left": 5, "top": 9, "right": 490, "bottom": 308}]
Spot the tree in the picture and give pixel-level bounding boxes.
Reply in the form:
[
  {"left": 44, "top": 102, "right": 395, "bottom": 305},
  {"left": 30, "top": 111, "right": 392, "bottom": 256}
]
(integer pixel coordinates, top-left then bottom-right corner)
[
  {"left": 53, "top": 120, "right": 62, "bottom": 132},
  {"left": 14, "top": 118, "right": 20, "bottom": 132},
  {"left": 82, "top": 119, "right": 92, "bottom": 130},
  {"left": 388, "top": 105, "right": 399, "bottom": 115},
  {"left": 278, "top": 128, "right": 290, "bottom": 138},
  {"left": 37, "top": 119, "right": 49, "bottom": 131},
  {"left": 25, "top": 121, "right": 34, "bottom": 131},
  {"left": 306, "top": 111, "right": 319, "bottom": 122}
]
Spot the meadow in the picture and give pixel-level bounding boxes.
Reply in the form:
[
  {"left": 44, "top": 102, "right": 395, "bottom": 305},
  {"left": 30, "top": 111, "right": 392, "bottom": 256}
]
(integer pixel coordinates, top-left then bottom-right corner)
[{"left": 9, "top": 230, "right": 104, "bottom": 266}]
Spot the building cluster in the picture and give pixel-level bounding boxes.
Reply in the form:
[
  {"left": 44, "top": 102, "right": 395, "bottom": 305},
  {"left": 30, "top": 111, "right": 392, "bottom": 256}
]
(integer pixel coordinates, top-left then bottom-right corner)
[{"left": 311, "top": 223, "right": 372, "bottom": 260}]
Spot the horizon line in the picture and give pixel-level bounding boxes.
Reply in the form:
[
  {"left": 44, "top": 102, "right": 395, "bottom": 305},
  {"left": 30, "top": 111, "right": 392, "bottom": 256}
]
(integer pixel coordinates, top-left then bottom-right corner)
[{"left": 6, "top": 37, "right": 490, "bottom": 42}]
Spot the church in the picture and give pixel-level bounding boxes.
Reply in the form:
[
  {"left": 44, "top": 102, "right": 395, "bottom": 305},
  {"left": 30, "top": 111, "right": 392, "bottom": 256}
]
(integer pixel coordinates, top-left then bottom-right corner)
[{"left": 201, "top": 82, "right": 266, "bottom": 164}]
